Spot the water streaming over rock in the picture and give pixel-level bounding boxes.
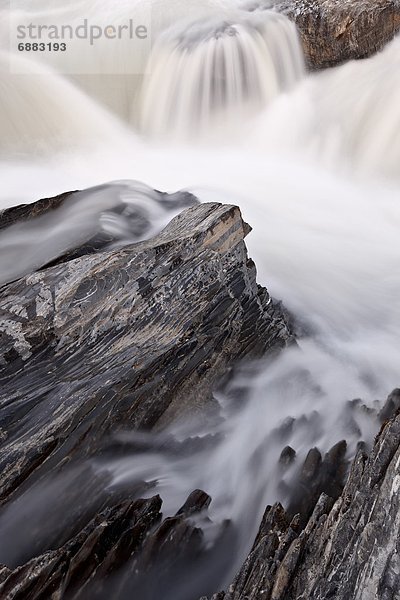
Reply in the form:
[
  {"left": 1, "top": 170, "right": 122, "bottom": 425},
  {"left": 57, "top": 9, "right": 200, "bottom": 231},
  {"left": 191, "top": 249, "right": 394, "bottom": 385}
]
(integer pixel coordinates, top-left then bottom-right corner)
[
  {"left": 0, "top": 0, "right": 400, "bottom": 597},
  {"left": 249, "top": 35, "right": 400, "bottom": 179},
  {"left": 138, "top": 11, "right": 304, "bottom": 137}
]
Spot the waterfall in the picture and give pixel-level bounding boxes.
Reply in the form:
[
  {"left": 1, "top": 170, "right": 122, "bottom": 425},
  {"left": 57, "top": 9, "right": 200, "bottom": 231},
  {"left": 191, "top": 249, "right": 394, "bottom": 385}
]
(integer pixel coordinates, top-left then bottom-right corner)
[
  {"left": 138, "top": 11, "right": 304, "bottom": 138},
  {"left": 249, "top": 35, "right": 400, "bottom": 180},
  {"left": 1, "top": 0, "right": 235, "bottom": 121},
  {"left": 1, "top": 1, "right": 304, "bottom": 144},
  {"left": 0, "top": 51, "right": 131, "bottom": 156}
]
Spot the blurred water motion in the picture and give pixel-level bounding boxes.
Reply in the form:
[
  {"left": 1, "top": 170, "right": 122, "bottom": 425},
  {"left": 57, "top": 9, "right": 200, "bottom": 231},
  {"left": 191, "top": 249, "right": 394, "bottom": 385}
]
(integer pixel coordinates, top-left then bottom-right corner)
[{"left": 0, "top": 0, "right": 399, "bottom": 597}]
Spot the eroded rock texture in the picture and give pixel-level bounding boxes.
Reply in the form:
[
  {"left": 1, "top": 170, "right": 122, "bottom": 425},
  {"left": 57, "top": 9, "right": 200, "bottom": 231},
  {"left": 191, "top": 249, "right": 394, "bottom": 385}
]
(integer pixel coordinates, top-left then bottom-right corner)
[
  {"left": 0, "top": 199, "right": 292, "bottom": 508},
  {"left": 206, "top": 393, "right": 400, "bottom": 600},
  {"left": 273, "top": 0, "right": 400, "bottom": 68},
  {"left": 0, "top": 488, "right": 231, "bottom": 600},
  {"left": 0, "top": 191, "right": 293, "bottom": 598}
]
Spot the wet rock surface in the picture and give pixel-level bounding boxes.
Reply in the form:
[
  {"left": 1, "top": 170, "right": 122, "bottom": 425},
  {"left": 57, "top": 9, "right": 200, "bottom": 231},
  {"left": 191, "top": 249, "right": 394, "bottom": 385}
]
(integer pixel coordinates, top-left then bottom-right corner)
[
  {"left": 1, "top": 186, "right": 399, "bottom": 600},
  {"left": 273, "top": 0, "right": 400, "bottom": 69},
  {"left": 0, "top": 195, "right": 293, "bottom": 505},
  {"left": 285, "top": 440, "right": 348, "bottom": 527},
  {"left": 0, "top": 181, "right": 199, "bottom": 285},
  {"left": 0, "top": 188, "right": 293, "bottom": 598},
  {"left": 0, "top": 489, "right": 231, "bottom": 600},
  {"left": 205, "top": 390, "right": 400, "bottom": 600}
]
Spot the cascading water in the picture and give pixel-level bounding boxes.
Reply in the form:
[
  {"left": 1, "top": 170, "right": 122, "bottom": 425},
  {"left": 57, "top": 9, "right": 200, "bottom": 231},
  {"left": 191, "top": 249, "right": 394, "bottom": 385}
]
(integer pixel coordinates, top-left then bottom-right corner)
[
  {"left": 0, "top": 180, "right": 198, "bottom": 285},
  {"left": 1, "top": 1, "right": 303, "bottom": 140},
  {"left": 1, "top": 0, "right": 400, "bottom": 597},
  {"left": 249, "top": 34, "right": 400, "bottom": 179},
  {"left": 138, "top": 11, "right": 304, "bottom": 137},
  {"left": 0, "top": 50, "right": 132, "bottom": 155},
  {"left": 0, "top": 0, "right": 234, "bottom": 120}
]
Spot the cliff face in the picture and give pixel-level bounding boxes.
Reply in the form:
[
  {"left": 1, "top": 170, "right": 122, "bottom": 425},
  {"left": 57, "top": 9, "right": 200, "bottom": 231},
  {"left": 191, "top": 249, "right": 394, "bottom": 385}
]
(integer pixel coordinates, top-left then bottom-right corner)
[{"left": 273, "top": 0, "right": 400, "bottom": 68}]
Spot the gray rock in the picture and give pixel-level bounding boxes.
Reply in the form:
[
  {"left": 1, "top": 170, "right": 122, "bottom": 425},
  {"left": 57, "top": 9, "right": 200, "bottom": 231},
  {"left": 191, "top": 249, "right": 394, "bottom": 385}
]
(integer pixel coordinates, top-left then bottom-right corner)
[
  {"left": 207, "top": 390, "right": 400, "bottom": 600},
  {"left": 0, "top": 191, "right": 295, "bottom": 599},
  {"left": 0, "top": 181, "right": 198, "bottom": 285},
  {"left": 0, "top": 190, "right": 295, "bottom": 598},
  {"left": 379, "top": 388, "right": 400, "bottom": 423},
  {"left": 0, "top": 199, "right": 293, "bottom": 508},
  {"left": 0, "top": 489, "right": 228, "bottom": 600}
]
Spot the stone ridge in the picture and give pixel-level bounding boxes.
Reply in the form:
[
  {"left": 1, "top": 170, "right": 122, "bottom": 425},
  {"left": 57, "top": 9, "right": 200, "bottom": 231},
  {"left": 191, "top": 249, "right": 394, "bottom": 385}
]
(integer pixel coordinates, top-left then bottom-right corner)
[{"left": 0, "top": 201, "right": 293, "bottom": 510}]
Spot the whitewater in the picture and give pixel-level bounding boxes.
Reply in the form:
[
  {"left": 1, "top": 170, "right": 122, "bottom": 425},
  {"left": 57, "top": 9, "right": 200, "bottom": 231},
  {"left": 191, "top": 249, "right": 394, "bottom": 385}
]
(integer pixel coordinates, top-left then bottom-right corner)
[{"left": 0, "top": 0, "right": 399, "bottom": 593}]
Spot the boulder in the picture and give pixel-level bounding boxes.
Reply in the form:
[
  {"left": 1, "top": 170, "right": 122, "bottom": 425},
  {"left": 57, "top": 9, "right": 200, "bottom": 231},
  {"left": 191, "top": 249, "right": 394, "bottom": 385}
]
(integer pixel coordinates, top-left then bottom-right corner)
[{"left": 274, "top": 0, "right": 400, "bottom": 68}]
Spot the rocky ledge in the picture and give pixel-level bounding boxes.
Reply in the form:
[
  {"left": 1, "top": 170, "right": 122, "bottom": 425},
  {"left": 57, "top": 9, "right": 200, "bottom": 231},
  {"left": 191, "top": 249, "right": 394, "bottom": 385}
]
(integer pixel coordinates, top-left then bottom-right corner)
[
  {"left": 0, "top": 187, "right": 293, "bottom": 599},
  {"left": 0, "top": 193, "right": 293, "bottom": 506}
]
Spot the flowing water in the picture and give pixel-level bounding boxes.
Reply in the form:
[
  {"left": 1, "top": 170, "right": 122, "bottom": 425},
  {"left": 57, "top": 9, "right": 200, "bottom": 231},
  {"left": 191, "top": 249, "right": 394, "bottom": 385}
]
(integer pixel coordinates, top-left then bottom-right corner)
[
  {"left": 0, "top": 0, "right": 400, "bottom": 597},
  {"left": 138, "top": 10, "right": 304, "bottom": 137}
]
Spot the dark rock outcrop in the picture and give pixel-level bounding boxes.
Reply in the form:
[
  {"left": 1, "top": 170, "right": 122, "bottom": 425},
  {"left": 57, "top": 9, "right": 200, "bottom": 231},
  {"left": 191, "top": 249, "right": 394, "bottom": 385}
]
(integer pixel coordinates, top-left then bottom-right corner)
[
  {"left": 0, "top": 193, "right": 292, "bottom": 491},
  {"left": 379, "top": 388, "right": 400, "bottom": 423},
  {"left": 205, "top": 389, "right": 400, "bottom": 600},
  {"left": 273, "top": 0, "right": 400, "bottom": 69},
  {"left": 0, "top": 189, "right": 293, "bottom": 598},
  {"left": 0, "top": 181, "right": 199, "bottom": 285},
  {"left": 6, "top": 185, "right": 399, "bottom": 600},
  {"left": 0, "top": 495, "right": 162, "bottom": 600},
  {"left": 286, "top": 440, "right": 347, "bottom": 527},
  {"left": 0, "top": 197, "right": 293, "bottom": 509},
  {"left": 0, "top": 489, "right": 228, "bottom": 600}
]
